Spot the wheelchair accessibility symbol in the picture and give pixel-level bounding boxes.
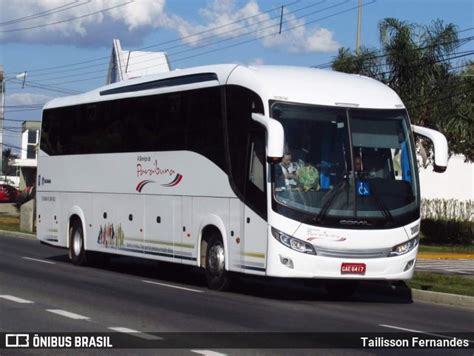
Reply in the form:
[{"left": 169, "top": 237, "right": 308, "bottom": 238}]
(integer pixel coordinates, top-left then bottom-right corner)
[{"left": 357, "top": 181, "right": 370, "bottom": 196}]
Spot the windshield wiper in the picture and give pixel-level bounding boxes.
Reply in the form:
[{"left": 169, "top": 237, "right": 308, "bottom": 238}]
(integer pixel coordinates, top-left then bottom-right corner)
[
  {"left": 369, "top": 184, "right": 395, "bottom": 227},
  {"left": 316, "top": 175, "right": 350, "bottom": 224}
]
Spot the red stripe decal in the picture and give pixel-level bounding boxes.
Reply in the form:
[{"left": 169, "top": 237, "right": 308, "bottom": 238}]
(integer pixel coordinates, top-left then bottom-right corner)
[
  {"left": 136, "top": 180, "right": 154, "bottom": 192},
  {"left": 161, "top": 174, "right": 183, "bottom": 187}
]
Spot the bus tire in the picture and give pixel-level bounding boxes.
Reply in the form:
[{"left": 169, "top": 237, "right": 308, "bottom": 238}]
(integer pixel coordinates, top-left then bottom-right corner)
[
  {"left": 205, "top": 234, "right": 230, "bottom": 291},
  {"left": 69, "top": 219, "right": 87, "bottom": 266},
  {"left": 325, "top": 280, "right": 359, "bottom": 299}
]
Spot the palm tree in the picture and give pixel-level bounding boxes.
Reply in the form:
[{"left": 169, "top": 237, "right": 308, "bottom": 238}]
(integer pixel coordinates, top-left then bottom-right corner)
[
  {"left": 378, "top": 18, "right": 458, "bottom": 127},
  {"left": 330, "top": 18, "right": 474, "bottom": 161}
]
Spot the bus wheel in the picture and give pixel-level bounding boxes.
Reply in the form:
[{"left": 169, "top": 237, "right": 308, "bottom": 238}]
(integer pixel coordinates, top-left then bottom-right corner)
[
  {"left": 69, "top": 220, "right": 87, "bottom": 266},
  {"left": 205, "top": 234, "right": 230, "bottom": 291},
  {"left": 325, "top": 280, "right": 359, "bottom": 299}
]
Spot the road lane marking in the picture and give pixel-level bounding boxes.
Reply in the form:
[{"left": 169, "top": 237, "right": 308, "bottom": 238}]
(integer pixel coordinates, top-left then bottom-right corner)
[
  {"left": 192, "top": 350, "right": 228, "bottom": 356},
  {"left": 46, "top": 309, "right": 90, "bottom": 320},
  {"left": 0, "top": 295, "right": 34, "bottom": 304},
  {"left": 142, "top": 280, "right": 203, "bottom": 293},
  {"left": 379, "top": 324, "right": 474, "bottom": 342},
  {"left": 22, "top": 257, "right": 56, "bottom": 265},
  {"left": 108, "top": 327, "right": 162, "bottom": 340}
]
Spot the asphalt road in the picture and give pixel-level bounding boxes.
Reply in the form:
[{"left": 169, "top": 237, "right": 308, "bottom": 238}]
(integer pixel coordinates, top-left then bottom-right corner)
[{"left": 0, "top": 234, "right": 472, "bottom": 355}]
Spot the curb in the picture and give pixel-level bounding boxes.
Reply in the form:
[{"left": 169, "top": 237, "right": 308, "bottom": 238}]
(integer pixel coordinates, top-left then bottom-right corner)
[
  {"left": 351, "top": 281, "right": 474, "bottom": 309},
  {"left": 1, "top": 229, "right": 472, "bottom": 309},
  {"left": 411, "top": 289, "right": 474, "bottom": 309}
]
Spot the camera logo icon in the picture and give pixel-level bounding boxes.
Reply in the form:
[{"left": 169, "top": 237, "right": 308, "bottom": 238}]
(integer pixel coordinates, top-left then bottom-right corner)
[{"left": 5, "top": 334, "right": 29, "bottom": 348}]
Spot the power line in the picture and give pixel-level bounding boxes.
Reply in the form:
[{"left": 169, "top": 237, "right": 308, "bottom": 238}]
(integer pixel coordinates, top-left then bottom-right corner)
[
  {"left": 315, "top": 27, "right": 474, "bottom": 69},
  {"left": 1, "top": 103, "right": 46, "bottom": 108},
  {"left": 6, "top": 0, "right": 303, "bottom": 75},
  {"left": 1, "top": 118, "right": 41, "bottom": 123},
  {"left": 0, "top": 1, "right": 134, "bottom": 33},
  {"left": 34, "top": 0, "right": 344, "bottom": 84},
  {"left": 321, "top": 37, "right": 474, "bottom": 73},
  {"left": 1, "top": 142, "right": 29, "bottom": 152},
  {"left": 16, "top": 0, "right": 325, "bottom": 82},
  {"left": 408, "top": 87, "right": 474, "bottom": 108},
  {"left": 32, "top": 0, "right": 371, "bottom": 88},
  {"left": 0, "top": 1, "right": 91, "bottom": 26},
  {"left": 9, "top": 79, "right": 82, "bottom": 95},
  {"left": 362, "top": 50, "right": 474, "bottom": 78}
]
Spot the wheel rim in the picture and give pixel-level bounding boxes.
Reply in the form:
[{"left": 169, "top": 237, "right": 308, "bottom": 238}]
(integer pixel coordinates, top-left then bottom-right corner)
[
  {"left": 73, "top": 230, "right": 82, "bottom": 256},
  {"left": 208, "top": 242, "right": 225, "bottom": 276}
]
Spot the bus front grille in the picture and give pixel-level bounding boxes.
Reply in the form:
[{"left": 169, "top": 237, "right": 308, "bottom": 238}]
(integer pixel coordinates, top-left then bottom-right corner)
[{"left": 315, "top": 247, "right": 391, "bottom": 259}]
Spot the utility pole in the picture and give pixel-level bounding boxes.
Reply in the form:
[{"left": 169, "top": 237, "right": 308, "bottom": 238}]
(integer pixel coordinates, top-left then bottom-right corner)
[
  {"left": 356, "top": 0, "right": 362, "bottom": 54},
  {"left": 0, "top": 70, "right": 27, "bottom": 180}
]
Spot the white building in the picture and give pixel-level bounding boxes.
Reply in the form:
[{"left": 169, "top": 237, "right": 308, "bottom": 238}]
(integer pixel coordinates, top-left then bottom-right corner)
[
  {"left": 419, "top": 154, "right": 474, "bottom": 201},
  {"left": 106, "top": 39, "right": 170, "bottom": 84},
  {"left": 12, "top": 120, "right": 41, "bottom": 189}
]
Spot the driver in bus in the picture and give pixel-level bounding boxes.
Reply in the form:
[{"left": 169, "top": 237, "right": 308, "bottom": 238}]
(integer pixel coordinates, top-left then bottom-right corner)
[{"left": 280, "top": 150, "right": 300, "bottom": 188}]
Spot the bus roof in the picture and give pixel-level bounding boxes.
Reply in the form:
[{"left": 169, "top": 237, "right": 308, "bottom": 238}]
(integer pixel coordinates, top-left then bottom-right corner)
[{"left": 44, "top": 64, "right": 405, "bottom": 110}]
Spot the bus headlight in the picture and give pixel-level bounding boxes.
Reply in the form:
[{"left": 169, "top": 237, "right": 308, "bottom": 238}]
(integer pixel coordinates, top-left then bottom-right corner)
[
  {"left": 389, "top": 236, "right": 419, "bottom": 257},
  {"left": 271, "top": 227, "right": 316, "bottom": 255}
]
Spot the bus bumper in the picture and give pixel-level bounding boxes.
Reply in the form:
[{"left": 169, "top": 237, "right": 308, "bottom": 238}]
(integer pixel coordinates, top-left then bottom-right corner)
[{"left": 266, "top": 237, "right": 418, "bottom": 280}]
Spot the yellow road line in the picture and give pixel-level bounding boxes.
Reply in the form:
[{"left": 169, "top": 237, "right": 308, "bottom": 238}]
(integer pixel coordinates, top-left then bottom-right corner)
[{"left": 417, "top": 252, "right": 474, "bottom": 260}]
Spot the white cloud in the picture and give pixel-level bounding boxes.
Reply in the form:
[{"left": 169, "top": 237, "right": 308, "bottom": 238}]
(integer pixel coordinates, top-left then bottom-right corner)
[
  {"left": 161, "top": 0, "right": 339, "bottom": 53},
  {"left": 0, "top": 0, "right": 339, "bottom": 52},
  {"left": 248, "top": 58, "right": 264, "bottom": 66},
  {"left": 6, "top": 92, "right": 53, "bottom": 106},
  {"left": 263, "top": 26, "right": 339, "bottom": 53},
  {"left": 0, "top": 0, "right": 166, "bottom": 46}
]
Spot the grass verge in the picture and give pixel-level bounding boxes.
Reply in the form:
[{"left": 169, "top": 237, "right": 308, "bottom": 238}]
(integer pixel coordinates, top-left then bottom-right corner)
[
  {"left": 408, "top": 272, "right": 474, "bottom": 297},
  {"left": 0, "top": 215, "right": 21, "bottom": 232},
  {"left": 419, "top": 244, "right": 474, "bottom": 253}
]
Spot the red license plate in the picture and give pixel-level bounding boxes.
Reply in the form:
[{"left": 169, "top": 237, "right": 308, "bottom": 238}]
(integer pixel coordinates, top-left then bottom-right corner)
[{"left": 341, "top": 263, "right": 366, "bottom": 275}]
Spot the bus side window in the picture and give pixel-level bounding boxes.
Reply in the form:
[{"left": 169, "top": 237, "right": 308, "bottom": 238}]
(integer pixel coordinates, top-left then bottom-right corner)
[
  {"left": 249, "top": 134, "right": 265, "bottom": 192},
  {"left": 245, "top": 128, "right": 267, "bottom": 217}
]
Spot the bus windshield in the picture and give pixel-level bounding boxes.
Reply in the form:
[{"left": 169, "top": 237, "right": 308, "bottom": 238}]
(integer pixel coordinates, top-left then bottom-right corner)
[{"left": 271, "top": 102, "right": 419, "bottom": 228}]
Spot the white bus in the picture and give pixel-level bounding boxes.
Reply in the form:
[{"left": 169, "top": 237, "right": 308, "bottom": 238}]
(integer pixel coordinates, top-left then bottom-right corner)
[{"left": 37, "top": 64, "right": 448, "bottom": 295}]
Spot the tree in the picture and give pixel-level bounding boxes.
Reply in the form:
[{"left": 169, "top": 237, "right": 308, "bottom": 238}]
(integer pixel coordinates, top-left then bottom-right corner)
[{"left": 330, "top": 18, "right": 473, "bottom": 161}]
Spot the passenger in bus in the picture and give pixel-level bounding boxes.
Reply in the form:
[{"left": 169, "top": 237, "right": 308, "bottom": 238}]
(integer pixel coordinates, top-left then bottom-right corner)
[
  {"left": 354, "top": 155, "right": 363, "bottom": 174},
  {"left": 280, "top": 151, "right": 300, "bottom": 188}
]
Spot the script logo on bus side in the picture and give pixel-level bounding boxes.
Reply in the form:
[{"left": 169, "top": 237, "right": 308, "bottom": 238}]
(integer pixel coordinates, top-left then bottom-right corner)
[{"left": 135, "top": 156, "right": 183, "bottom": 192}]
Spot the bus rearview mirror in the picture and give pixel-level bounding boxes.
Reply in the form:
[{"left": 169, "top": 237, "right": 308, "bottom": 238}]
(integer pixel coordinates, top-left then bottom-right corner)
[
  {"left": 251, "top": 113, "right": 284, "bottom": 160},
  {"left": 412, "top": 124, "right": 448, "bottom": 173}
]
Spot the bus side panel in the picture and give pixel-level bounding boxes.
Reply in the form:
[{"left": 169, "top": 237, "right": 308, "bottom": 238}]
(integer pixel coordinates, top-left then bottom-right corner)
[
  {"left": 179, "top": 196, "right": 195, "bottom": 265},
  {"left": 242, "top": 207, "right": 267, "bottom": 275},
  {"left": 37, "top": 192, "right": 63, "bottom": 247},
  {"left": 228, "top": 198, "right": 244, "bottom": 272},
  {"left": 91, "top": 194, "right": 145, "bottom": 258},
  {"left": 144, "top": 195, "right": 184, "bottom": 264}
]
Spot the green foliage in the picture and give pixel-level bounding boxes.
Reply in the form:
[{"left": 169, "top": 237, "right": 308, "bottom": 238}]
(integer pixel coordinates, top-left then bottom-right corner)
[
  {"left": 408, "top": 272, "right": 474, "bottom": 296},
  {"left": 330, "top": 18, "right": 473, "bottom": 161},
  {"left": 420, "top": 198, "right": 473, "bottom": 245},
  {"left": 420, "top": 219, "right": 473, "bottom": 245}
]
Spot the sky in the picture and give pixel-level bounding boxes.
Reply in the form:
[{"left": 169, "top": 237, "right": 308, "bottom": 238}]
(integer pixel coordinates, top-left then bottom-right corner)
[{"left": 0, "top": 0, "right": 473, "bottom": 154}]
